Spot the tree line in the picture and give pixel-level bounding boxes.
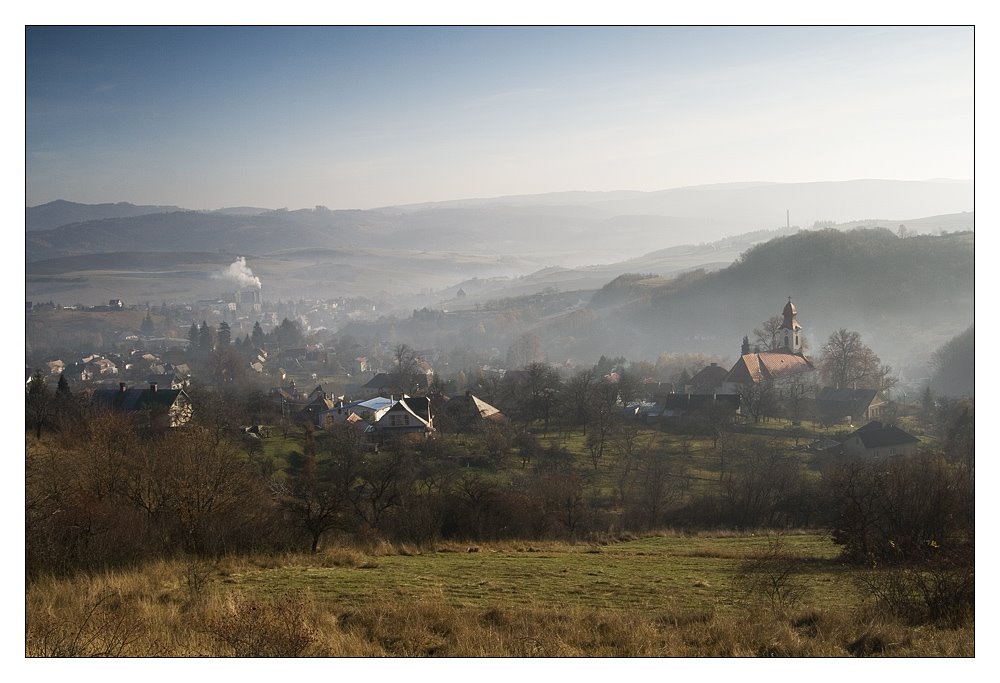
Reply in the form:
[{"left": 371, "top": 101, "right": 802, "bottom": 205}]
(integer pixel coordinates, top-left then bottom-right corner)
[{"left": 26, "top": 362, "right": 973, "bottom": 580}]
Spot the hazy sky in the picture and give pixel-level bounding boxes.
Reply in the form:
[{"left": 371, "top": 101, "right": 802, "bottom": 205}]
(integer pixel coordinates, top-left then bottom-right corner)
[{"left": 26, "top": 26, "right": 973, "bottom": 210}]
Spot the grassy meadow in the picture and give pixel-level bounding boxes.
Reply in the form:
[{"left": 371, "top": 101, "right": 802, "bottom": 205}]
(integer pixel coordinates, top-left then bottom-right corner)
[{"left": 25, "top": 532, "right": 974, "bottom": 657}]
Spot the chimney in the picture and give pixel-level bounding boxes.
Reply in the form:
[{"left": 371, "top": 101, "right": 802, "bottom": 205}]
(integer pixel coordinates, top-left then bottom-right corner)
[
  {"left": 149, "top": 382, "right": 157, "bottom": 393},
  {"left": 119, "top": 382, "right": 127, "bottom": 393}
]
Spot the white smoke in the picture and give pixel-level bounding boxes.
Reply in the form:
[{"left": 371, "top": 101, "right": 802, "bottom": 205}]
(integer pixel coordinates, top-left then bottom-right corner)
[{"left": 214, "top": 256, "right": 262, "bottom": 290}]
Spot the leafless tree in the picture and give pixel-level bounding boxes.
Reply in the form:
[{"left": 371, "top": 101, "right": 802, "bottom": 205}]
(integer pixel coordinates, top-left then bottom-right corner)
[
  {"left": 753, "top": 315, "right": 784, "bottom": 352},
  {"left": 820, "top": 328, "right": 883, "bottom": 389}
]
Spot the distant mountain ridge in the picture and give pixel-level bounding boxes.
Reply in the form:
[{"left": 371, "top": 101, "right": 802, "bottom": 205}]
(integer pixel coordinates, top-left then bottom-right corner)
[
  {"left": 25, "top": 179, "right": 973, "bottom": 266},
  {"left": 26, "top": 200, "right": 187, "bottom": 231},
  {"left": 26, "top": 200, "right": 272, "bottom": 231}
]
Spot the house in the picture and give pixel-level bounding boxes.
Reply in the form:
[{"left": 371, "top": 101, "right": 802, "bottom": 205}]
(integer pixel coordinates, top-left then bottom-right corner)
[
  {"left": 815, "top": 387, "right": 887, "bottom": 425},
  {"left": 841, "top": 421, "right": 920, "bottom": 458},
  {"left": 146, "top": 372, "right": 187, "bottom": 390},
  {"left": 359, "top": 369, "right": 432, "bottom": 396},
  {"left": 295, "top": 387, "right": 336, "bottom": 423},
  {"left": 660, "top": 393, "right": 741, "bottom": 421},
  {"left": 91, "top": 382, "right": 193, "bottom": 428},
  {"left": 318, "top": 396, "right": 394, "bottom": 428},
  {"left": 440, "top": 392, "right": 508, "bottom": 432},
  {"left": 370, "top": 396, "right": 434, "bottom": 441},
  {"left": 686, "top": 363, "right": 728, "bottom": 394}
]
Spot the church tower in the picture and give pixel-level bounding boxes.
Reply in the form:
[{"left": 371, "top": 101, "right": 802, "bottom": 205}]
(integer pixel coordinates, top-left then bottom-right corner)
[{"left": 780, "top": 297, "right": 803, "bottom": 354}]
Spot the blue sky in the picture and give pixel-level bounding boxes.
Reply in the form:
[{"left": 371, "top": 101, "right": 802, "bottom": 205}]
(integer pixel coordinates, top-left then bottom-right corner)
[{"left": 26, "top": 26, "right": 973, "bottom": 209}]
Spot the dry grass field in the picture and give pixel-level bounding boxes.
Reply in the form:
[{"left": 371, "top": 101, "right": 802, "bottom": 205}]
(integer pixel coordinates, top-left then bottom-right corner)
[{"left": 25, "top": 532, "right": 974, "bottom": 657}]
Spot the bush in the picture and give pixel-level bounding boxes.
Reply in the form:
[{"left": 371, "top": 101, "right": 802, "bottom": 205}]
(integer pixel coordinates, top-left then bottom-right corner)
[
  {"left": 734, "top": 537, "right": 810, "bottom": 614},
  {"left": 26, "top": 590, "right": 151, "bottom": 657},
  {"left": 204, "top": 591, "right": 316, "bottom": 657},
  {"left": 856, "top": 551, "right": 974, "bottom": 627}
]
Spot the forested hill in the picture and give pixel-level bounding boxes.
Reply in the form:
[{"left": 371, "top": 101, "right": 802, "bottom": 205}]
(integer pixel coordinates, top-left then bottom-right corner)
[
  {"left": 26, "top": 200, "right": 186, "bottom": 232},
  {"left": 589, "top": 229, "right": 973, "bottom": 370}
]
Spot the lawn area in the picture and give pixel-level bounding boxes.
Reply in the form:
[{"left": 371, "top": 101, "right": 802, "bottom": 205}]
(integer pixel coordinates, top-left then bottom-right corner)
[{"left": 226, "top": 532, "right": 853, "bottom": 614}]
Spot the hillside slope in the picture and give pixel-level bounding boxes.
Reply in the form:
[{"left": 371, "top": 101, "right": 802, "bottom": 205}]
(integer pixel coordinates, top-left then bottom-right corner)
[{"left": 590, "top": 229, "right": 974, "bottom": 370}]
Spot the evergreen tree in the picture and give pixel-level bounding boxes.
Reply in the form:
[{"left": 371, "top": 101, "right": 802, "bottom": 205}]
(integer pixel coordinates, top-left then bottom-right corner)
[
  {"left": 56, "top": 373, "right": 71, "bottom": 397},
  {"left": 921, "top": 386, "right": 935, "bottom": 422},
  {"left": 677, "top": 369, "right": 692, "bottom": 390},
  {"left": 141, "top": 312, "right": 155, "bottom": 336},
  {"left": 251, "top": 321, "right": 265, "bottom": 348},
  {"left": 188, "top": 323, "right": 199, "bottom": 349},
  {"left": 217, "top": 321, "right": 231, "bottom": 348},
  {"left": 26, "top": 370, "right": 53, "bottom": 439},
  {"left": 198, "top": 321, "right": 213, "bottom": 351}
]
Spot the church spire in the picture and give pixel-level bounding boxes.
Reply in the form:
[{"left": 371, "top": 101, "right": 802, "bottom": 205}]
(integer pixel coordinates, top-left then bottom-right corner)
[{"left": 781, "top": 297, "right": 803, "bottom": 353}]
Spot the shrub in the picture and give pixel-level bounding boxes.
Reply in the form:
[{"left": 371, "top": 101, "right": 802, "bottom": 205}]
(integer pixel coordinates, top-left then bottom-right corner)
[
  {"left": 204, "top": 591, "right": 316, "bottom": 657},
  {"left": 734, "top": 536, "right": 809, "bottom": 614},
  {"left": 856, "top": 552, "right": 974, "bottom": 627},
  {"left": 26, "top": 590, "right": 151, "bottom": 657}
]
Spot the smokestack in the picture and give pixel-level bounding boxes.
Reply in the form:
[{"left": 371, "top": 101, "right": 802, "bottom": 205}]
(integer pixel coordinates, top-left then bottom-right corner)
[{"left": 119, "top": 382, "right": 127, "bottom": 393}]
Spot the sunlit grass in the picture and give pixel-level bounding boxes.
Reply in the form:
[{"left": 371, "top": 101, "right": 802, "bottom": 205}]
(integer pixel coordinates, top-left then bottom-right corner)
[
  {"left": 26, "top": 533, "right": 973, "bottom": 657},
  {"left": 229, "top": 533, "right": 848, "bottom": 614}
]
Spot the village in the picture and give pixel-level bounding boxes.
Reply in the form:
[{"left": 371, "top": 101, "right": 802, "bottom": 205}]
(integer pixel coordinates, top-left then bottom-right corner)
[{"left": 27, "top": 292, "right": 927, "bottom": 460}]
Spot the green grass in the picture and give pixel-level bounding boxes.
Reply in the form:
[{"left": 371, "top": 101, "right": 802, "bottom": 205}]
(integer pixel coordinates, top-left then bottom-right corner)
[{"left": 226, "top": 533, "right": 853, "bottom": 614}]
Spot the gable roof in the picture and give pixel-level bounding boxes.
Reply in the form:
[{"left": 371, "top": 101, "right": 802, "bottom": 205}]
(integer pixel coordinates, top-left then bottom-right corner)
[
  {"left": 92, "top": 387, "right": 187, "bottom": 412},
  {"left": 689, "top": 363, "right": 728, "bottom": 389},
  {"left": 399, "top": 396, "right": 431, "bottom": 422},
  {"left": 362, "top": 372, "right": 403, "bottom": 390},
  {"left": 849, "top": 421, "right": 920, "bottom": 448},
  {"left": 445, "top": 393, "right": 507, "bottom": 422},
  {"left": 376, "top": 398, "right": 432, "bottom": 430},
  {"left": 816, "top": 387, "right": 883, "bottom": 421},
  {"left": 725, "top": 351, "right": 814, "bottom": 385},
  {"left": 818, "top": 387, "right": 880, "bottom": 404}
]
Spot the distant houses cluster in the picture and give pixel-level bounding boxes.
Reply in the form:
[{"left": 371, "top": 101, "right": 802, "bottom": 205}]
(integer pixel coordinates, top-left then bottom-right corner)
[{"left": 28, "top": 294, "right": 921, "bottom": 458}]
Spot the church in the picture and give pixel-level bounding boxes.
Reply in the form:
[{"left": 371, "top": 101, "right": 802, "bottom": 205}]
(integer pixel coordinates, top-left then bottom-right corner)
[{"left": 720, "top": 298, "right": 817, "bottom": 394}]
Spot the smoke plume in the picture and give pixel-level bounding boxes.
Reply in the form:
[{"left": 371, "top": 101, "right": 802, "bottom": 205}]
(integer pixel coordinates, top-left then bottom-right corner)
[{"left": 215, "top": 256, "right": 262, "bottom": 290}]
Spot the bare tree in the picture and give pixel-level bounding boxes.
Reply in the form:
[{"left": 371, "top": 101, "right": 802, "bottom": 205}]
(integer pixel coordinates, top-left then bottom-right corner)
[
  {"left": 737, "top": 381, "right": 776, "bottom": 423},
  {"left": 393, "top": 343, "right": 421, "bottom": 394},
  {"left": 820, "top": 329, "right": 882, "bottom": 389},
  {"left": 753, "top": 315, "right": 785, "bottom": 352}
]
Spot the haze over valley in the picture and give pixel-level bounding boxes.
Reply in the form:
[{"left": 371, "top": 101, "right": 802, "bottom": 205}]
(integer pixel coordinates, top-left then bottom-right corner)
[
  {"left": 24, "top": 25, "right": 977, "bottom": 658},
  {"left": 26, "top": 178, "right": 973, "bottom": 383}
]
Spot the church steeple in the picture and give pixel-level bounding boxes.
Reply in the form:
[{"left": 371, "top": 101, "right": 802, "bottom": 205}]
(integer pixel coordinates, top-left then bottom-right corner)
[{"left": 780, "top": 297, "right": 803, "bottom": 353}]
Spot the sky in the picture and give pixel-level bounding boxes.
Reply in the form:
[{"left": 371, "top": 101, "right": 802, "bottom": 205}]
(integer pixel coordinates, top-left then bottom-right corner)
[{"left": 25, "top": 25, "right": 974, "bottom": 210}]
